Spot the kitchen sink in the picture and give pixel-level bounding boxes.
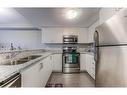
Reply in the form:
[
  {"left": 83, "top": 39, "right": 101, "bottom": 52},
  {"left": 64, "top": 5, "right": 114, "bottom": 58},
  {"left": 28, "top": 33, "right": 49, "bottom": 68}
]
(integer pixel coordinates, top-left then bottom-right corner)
[
  {"left": 28, "top": 55, "right": 42, "bottom": 60},
  {"left": 5, "top": 60, "right": 28, "bottom": 65},
  {"left": 4, "top": 55, "right": 42, "bottom": 65},
  {"left": 18, "top": 55, "right": 41, "bottom": 62}
]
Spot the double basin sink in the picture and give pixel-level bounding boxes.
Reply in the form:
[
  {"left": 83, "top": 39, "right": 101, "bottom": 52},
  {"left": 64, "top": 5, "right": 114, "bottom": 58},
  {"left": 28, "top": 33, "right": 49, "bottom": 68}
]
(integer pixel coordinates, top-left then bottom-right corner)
[{"left": 4, "top": 55, "right": 41, "bottom": 65}]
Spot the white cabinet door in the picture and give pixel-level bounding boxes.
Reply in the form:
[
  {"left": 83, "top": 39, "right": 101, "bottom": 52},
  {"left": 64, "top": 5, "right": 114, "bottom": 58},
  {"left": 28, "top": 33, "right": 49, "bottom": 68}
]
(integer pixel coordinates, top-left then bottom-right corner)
[
  {"left": 87, "top": 58, "right": 95, "bottom": 79},
  {"left": 42, "top": 28, "right": 63, "bottom": 43},
  {"left": 43, "top": 56, "right": 52, "bottom": 80},
  {"left": 63, "top": 28, "right": 74, "bottom": 35},
  {"left": 80, "top": 54, "right": 86, "bottom": 71},
  {"left": 53, "top": 54, "right": 62, "bottom": 72},
  {"left": 63, "top": 28, "right": 88, "bottom": 43},
  {"left": 39, "top": 58, "right": 48, "bottom": 87},
  {"left": 63, "top": 28, "right": 79, "bottom": 35},
  {"left": 86, "top": 54, "right": 91, "bottom": 72},
  {"left": 21, "top": 56, "right": 53, "bottom": 87},
  {"left": 40, "top": 55, "right": 53, "bottom": 87},
  {"left": 42, "top": 28, "right": 89, "bottom": 43},
  {"left": 21, "top": 62, "right": 41, "bottom": 87},
  {"left": 88, "top": 21, "right": 99, "bottom": 43},
  {"left": 49, "top": 55, "right": 53, "bottom": 74},
  {"left": 86, "top": 54, "right": 95, "bottom": 79},
  {"left": 40, "top": 57, "right": 49, "bottom": 87},
  {"left": 78, "top": 28, "right": 88, "bottom": 43}
]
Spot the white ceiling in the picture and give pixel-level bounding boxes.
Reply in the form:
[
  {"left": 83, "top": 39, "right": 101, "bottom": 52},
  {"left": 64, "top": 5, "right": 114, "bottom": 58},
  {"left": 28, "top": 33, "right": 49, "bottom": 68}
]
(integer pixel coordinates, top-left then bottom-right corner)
[
  {"left": 0, "top": 8, "right": 33, "bottom": 28},
  {"left": 0, "top": 8, "right": 100, "bottom": 28}
]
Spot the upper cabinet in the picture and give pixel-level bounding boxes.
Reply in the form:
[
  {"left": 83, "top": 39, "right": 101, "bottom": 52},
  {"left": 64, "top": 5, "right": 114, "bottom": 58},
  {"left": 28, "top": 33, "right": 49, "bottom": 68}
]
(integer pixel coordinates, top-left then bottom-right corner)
[
  {"left": 78, "top": 28, "right": 88, "bottom": 43},
  {"left": 63, "top": 28, "right": 79, "bottom": 36},
  {"left": 42, "top": 28, "right": 63, "bottom": 43},
  {"left": 42, "top": 27, "right": 88, "bottom": 43},
  {"left": 99, "top": 8, "right": 123, "bottom": 24},
  {"left": 63, "top": 28, "right": 88, "bottom": 43}
]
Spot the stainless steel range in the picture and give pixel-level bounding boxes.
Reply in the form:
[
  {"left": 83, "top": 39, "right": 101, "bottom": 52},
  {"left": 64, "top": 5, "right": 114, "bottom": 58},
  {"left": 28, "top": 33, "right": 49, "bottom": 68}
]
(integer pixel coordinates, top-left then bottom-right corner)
[
  {"left": 62, "top": 35, "right": 80, "bottom": 73},
  {"left": 62, "top": 46, "right": 80, "bottom": 73}
]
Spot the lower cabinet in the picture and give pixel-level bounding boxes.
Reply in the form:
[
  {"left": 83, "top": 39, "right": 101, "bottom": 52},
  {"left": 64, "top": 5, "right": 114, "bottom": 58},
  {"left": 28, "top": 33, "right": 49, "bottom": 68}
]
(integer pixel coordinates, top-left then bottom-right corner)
[
  {"left": 80, "top": 53, "right": 95, "bottom": 79},
  {"left": 21, "top": 61, "right": 41, "bottom": 87},
  {"left": 40, "top": 56, "right": 53, "bottom": 87},
  {"left": 21, "top": 55, "right": 53, "bottom": 87},
  {"left": 80, "top": 54, "right": 87, "bottom": 71},
  {"left": 21, "top": 53, "right": 95, "bottom": 87},
  {"left": 86, "top": 54, "right": 95, "bottom": 79},
  {"left": 52, "top": 54, "right": 62, "bottom": 72}
]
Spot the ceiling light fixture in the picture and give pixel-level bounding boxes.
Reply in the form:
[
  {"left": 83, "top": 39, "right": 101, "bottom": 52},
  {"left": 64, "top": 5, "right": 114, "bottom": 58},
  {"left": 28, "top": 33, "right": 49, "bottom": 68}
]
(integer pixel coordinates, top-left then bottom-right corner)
[{"left": 65, "top": 9, "right": 78, "bottom": 19}]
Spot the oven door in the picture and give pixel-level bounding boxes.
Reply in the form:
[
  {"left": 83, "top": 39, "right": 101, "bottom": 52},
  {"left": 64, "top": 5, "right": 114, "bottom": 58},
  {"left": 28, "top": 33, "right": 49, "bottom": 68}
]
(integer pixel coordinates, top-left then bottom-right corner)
[{"left": 63, "top": 53, "right": 80, "bottom": 68}]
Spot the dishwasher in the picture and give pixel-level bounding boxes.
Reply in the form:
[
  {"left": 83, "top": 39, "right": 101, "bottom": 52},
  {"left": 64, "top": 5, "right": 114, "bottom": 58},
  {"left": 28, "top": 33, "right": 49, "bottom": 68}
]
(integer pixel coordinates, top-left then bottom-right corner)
[{"left": 0, "top": 73, "right": 21, "bottom": 88}]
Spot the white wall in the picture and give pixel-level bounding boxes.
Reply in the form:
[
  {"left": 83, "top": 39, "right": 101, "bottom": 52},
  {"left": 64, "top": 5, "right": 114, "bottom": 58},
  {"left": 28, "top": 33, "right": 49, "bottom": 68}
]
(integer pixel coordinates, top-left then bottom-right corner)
[{"left": 0, "top": 29, "right": 42, "bottom": 49}]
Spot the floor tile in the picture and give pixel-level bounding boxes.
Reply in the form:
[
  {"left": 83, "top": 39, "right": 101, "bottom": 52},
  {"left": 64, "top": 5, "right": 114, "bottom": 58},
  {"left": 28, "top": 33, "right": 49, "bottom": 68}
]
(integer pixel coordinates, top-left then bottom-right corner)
[{"left": 47, "top": 72, "right": 95, "bottom": 87}]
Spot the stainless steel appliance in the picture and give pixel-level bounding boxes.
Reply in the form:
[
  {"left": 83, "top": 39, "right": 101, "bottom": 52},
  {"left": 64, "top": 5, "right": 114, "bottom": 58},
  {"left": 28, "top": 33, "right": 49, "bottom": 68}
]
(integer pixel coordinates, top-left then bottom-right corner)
[
  {"left": 62, "top": 46, "right": 80, "bottom": 73},
  {"left": 94, "top": 8, "right": 127, "bottom": 87},
  {"left": 63, "top": 35, "right": 78, "bottom": 44},
  {"left": 0, "top": 73, "right": 21, "bottom": 88}
]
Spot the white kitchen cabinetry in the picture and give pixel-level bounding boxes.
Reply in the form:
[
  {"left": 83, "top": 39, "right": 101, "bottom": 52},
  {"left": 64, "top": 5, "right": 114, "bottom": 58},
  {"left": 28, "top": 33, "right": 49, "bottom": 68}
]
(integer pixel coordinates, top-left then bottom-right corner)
[
  {"left": 78, "top": 28, "right": 88, "bottom": 43},
  {"left": 21, "top": 55, "right": 53, "bottom": 87},
  {"left": 21, "top": 61, "right": 41, "bottom": 87},
  {"left": 80, "top": 54, "right": 86, "bottom": 71},
  {"left": 52, "top": 54, "right": 62, "bottom": 72},
  {"left": 42, "top": 28, "right": 63, "bottom": 43},
  {"left": 99, "top": 8, "right": 122, "bottom": 25},
  {"left": 40, "top": 55, "right": 53, "bottom": 87},
  {"left": 63, "top": 28, "right": 88, "bottom": 43},
  {"left": 88, "top": 21, "right": 99, "bottom": 43},
  {"left": 42, "top": 28, "right": 88, "bottom": 43},
  {"left": 63, "top": 28, "right": 79, "bottom": 36},
  {"left": 86, "top": 54, "right": 95, "bottom": 79}
]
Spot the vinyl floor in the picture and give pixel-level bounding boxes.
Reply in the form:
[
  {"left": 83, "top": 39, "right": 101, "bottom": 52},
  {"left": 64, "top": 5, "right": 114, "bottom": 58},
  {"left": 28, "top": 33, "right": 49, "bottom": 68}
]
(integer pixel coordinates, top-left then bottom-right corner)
[{"left": 47, "top": 72, "right": 95, "bottom": 87}]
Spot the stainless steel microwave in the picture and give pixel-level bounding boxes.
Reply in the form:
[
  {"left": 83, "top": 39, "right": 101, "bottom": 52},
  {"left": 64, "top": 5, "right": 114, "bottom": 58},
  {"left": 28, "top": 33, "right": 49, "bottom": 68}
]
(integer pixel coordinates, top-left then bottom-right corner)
[{"left": 63, "top": 35, "right": 78, "bottom": 44}]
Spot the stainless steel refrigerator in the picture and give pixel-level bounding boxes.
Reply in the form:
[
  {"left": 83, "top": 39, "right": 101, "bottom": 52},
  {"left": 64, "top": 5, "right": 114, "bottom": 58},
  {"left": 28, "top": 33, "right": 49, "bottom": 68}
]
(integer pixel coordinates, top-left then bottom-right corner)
[{"left": 94, "top": 8, "right": 127, "bottom": 87}]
